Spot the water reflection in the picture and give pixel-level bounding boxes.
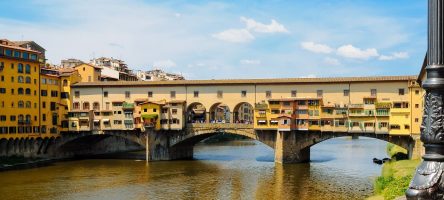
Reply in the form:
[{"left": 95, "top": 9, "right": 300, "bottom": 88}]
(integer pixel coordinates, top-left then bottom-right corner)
[{"left": 0, "top": 137, "right": 387, "bottom": 200}]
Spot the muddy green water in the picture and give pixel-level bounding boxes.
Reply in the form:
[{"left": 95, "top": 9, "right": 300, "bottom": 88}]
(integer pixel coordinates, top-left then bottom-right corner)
[{"left": 0, "top": 137, "right": 388, "bottom": 200}]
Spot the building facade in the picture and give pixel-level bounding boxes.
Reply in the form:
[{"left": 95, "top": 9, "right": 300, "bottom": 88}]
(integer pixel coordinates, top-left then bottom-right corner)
[{"left": 69, "top": 76, "right": 423, "bottom": 135}]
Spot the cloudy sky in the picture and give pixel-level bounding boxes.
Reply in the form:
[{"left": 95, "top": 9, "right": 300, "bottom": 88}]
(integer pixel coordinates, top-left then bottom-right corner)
[{"left": 0, "top": 0, "right": 427, "bottom": 79}]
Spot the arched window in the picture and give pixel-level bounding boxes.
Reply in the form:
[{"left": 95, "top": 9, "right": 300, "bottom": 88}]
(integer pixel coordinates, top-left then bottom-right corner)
[
  {"left": 73, "top": 102, "right": 80, "bottom": 110},
  {"left": 18, "top": 101, "right": 24, "bottom": 108},
  {"left": 25, "top": 76, "right": 31, "bottom": 83},
  {"left": 93, "top": 102, "right": 100, "bottom": 111},
  {"left": 18, "top": 115, "right": 24, "bottom": 122},
  {"left": 25, "top": 88, "right": 31, "bottom": 95},
  {"left": 83, "top": 102, "right": 90, "bottom": 110},
  {"left": 25, "top": 64, "right": 31, "bottom": 74},
  {"left": 18, "top": 88, "right": 24, "bottom": 95},
  {"left": 63, "top": 79, "right": 68, "bottom": 86},
  {"left": 25, "top": 115, "right": 31, "bottom": 122},
  {"left": 25, "top": 101, "right": 31, "bottom": 108},
  {"left": 18, "top": 63, "right": 23, "bottom": 73},
  {"left": 18, "top": 76, "right": 24, "bottom": 83}
]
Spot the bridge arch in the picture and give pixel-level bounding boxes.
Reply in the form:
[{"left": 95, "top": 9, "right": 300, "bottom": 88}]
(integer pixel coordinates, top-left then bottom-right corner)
[
  {"left": 233, "top": 102, "right": 254, "bottom": 124},
  {"left": 186, "top": 102, "right": 207, "bottom": 123},
  {"left": 209, "top": 102, "right": 231, "bottom": 123}
]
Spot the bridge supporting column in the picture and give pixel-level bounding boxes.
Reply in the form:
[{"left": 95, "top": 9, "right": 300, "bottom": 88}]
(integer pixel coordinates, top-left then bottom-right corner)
[
  {"left": 145, "top": 129, "right": 193, "bottom": 161},
  {"left": 274, "top": 131, "right": 310, "bottom": 164}
]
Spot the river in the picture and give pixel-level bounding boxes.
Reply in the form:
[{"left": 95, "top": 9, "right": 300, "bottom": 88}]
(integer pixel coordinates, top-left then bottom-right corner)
[{"left": 0, "top": 137, "right": 388, "bottom": 200}]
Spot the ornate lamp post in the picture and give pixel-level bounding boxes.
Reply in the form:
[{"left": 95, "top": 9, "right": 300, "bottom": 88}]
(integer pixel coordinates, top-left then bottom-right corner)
[{"left": 406, "top": 0, "right": 444, "bottom": 199}]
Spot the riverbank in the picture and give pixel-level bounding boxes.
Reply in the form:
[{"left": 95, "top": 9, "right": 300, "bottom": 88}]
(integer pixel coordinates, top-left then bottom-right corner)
[{"left": 368, "top": 144, "right": 420, "bottom": 200}]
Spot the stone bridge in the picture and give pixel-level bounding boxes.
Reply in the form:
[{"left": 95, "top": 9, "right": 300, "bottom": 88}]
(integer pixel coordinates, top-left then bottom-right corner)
[{"left": 0, "top": 124, "right": 417, "bottom": 163}]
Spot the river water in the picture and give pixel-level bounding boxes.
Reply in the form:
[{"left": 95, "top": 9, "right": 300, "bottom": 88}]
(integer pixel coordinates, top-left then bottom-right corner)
[{"left": 0, "top": 137, "right": 388, "bottom": 200}]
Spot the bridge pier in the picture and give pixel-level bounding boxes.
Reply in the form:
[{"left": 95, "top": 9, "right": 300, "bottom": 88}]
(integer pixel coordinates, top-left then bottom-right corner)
[
  {"left": 275, "top": 131, "right": 310, "bottom": 164},
  {"left": 145, "top": 129, "right": 193, "bottom": 161}
]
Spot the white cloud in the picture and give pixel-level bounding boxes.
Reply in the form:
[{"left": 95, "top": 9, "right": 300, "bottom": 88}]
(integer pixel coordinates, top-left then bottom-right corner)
[
  {"left": 240, "top": 59, "right": 261, "bottom": 65},
  {"left": 324, "top": 57, "right": 340, "bottom": 66},
  {"left": 378, "top": 52, "right": 409, "bottom": 61},
  {"left": 336, "top": 44, "right": 379, "bottom": 59},
  {"left": 153, "top": 59, "right": 177, "bottom": 69},
  {"left": 240, "top": 17, "right": 288, "bottom": 33},
  {"left": 300, "top": 42, "right": 333, "bottom": 54},
  {"left": 300, "top": 74, "right": 317, "bottom": 78},
  {"left": 174, "top": 13, "right": 181, "bottom": 18},
  {"left": 212, "top": 29, "right": 255, "bottom": 43}
]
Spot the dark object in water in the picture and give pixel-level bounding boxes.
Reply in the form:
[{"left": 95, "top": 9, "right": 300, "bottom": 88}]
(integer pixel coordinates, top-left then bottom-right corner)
[{"left": 373, "top": 158, "right": 383, "bottom": 165}]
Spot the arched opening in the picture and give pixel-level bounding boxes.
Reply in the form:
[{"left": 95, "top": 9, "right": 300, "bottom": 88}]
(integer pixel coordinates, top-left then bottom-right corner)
[
  {"left": 233, "top": 102, "right": 254, "bottom": 124},
  {"left": 209, "top": 103, "right": 230, "bottom": 123},
  {"left": 187, "top": 102, "right": 206, "bottom": 123}
]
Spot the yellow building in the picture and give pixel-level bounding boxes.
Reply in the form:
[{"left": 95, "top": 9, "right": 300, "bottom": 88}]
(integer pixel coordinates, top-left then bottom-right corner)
[
  {"left": 139, "top": 101, "right": 164, "bottom": 130},
  {"left": 74, "top": 63, "right": 102, "bottom": 82},
  {"left": 59, "top": 68, "right": 81, "bottom": 132},
  {"left": 0, "top": 39, "right": 43, "bottom": 139}
]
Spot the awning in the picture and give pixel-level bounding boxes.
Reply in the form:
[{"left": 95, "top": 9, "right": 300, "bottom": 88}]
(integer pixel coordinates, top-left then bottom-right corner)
[
  {"left": 102, "top": 119, "right": 110, "bottom": 122},
  {"left": 271, "top": 120, "right": 279, "bottom": 123},
  {"left": 93, "top": 119, "right": 100, "bottom": 122},
  {"left": 142, "top": 114, "right": 158, "bottom": 119},
  {"left": 258, "top": 120, "right": 266, "bottom": 123}
]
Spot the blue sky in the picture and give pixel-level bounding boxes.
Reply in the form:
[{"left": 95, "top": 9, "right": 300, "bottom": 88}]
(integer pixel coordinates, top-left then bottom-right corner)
[{"left": 0, "top": 0, "right": 427, "bottom": 79}]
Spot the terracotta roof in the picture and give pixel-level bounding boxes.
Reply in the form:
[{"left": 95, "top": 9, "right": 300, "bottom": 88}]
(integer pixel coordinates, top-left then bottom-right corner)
[
  {"left": 74, "top": 63, "right": 102, "bottom": 69},
  {"left": 134, "top": 98, "right": 149, "bottom": 102},
  {"left": 0, "top": 43, "right": 41, "bottom": 54},
  {"left": 72, "top": 75, "right": 418, "bottom": 88},
  {"left": 139, "top": 101, "right": 165, "bottom": 105}
]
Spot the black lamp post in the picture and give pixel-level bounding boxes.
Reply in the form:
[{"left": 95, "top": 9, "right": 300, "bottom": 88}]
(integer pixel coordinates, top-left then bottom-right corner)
[{"left": 406, "top": 0, "right": 444, "bottom": 199}]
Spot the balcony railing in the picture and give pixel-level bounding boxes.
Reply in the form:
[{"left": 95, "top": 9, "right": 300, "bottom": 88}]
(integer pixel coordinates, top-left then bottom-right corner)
[{"left": 122, "top": 102, "right": 134, "bottom": 110}]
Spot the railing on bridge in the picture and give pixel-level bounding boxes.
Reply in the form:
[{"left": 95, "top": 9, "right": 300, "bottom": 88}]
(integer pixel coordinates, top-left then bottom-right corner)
[{"left": 187, "top": 123, "right": 254, "bottom": 129}]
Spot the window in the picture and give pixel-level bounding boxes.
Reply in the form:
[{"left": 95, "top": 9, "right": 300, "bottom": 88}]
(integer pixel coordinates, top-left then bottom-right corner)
[
  {"left": 371, "top": 89, "right": 377, "bottom": 97},
  {"left": 73, "top": 102, "right": 80, "bottom": 110},
  {"left": 18, "top": 63, "right": 23, "bottom": 73},
  {"left": 0, "top": 115, "right": 6, "bottom": 121},
  {"left": 74, "top": 91, "right": 80, "bottom": 98},
  {"left": 42, "top": 101, "right": 46, "bottom": 108},
  {"left": 0, "top": 88, "right": 5, "bottom": 94},
  {"left": 11, "top": 76, "right": 14, "bottom": 82},
  {"left": 266, "top": 91, "right": 272, "bottom": 98},
  {"left": 42, "top": 114, "right": 46, "bottom": 121},
  {"left": 11, "top": 89, "right": 14, "bottom": 95},
  {"left": 25, "top": 76, "right": 31, "bottom": 83},
  {"left": 13, "top": 51, "right": 20, "bottom": 58},
  {"left": 343, "top": 89, "right": 350, "bottom": 96},
  {"left": 283, "top": 102, "right": 291, "bottom": 106},
  {"left": 41, "top": 78, "right": 46, "bottom": 84},
  {"left": 51, "top": 90, "right": 58, "bottom": 97},
  {"left": 63, "top": 79, "right": 68, "bottom": 86},
  {"left": 5, "top": 49, "right": 12, "bottom": 56},
  {"left": 25, "top": 64, "right": 31, "bottom": 74},
  {"left": 241, "top": 90, "right": 247, "bottom": 97},
  {"left": 0, "top": 76, "right": 3, "bottom": 82},
  {"left": 50, "top": 102, "right": 56, "bottom": 111},
  {"left": 34, "top": 79, "right": 36, "bottom": 84},
  {"left": 170, "top": 91, "right": 176, "bottom": 98},
  {"left": 415, "top": 90, "right": 419, "bottom": 95},
  {"left": 61, "top": 92, "right": 69, "bottom": 99},
  {"left": 41, "top": 90, "right": 47, "bottom": 96},
  {"left": 25, "top": 88, "right": 31, "bottom": 95},
  {"left": 399, "top": 88, "right": 405, "bottom": 95},
  {"left": 217, "top": 90, "right": 223, "bottom": 98},
  {"left": 291, "top": 90, "right": 297, "bottom": 97},
  {"left": 415, "top": 104, "right": 419, "bottom": 108},
  {"left": 10, "top": 115, "right": 16, "bottom": 121},
  {"left": 104, "top": 91, "right": 108, "bottom": 97},
  {"left": 125, "top": 91, "right": 130, "bottom": 98},
  {"left": 83, "top": 102, "right": 90, "bottom": 110},
  {"left": 148, "top": 91, "right": 153, "bottom": 97},
  {"left": 415, "top": 118, "right": 419, "bottom": 123},
  {"left": 18, "top": 101, "right": 24, "bottom": 108},
  {"left": 194, "top": 91, "right": 199, "bottom": 98},
  {"left": 18, "top": 76, "right": 24, "bottom": 83},
  {"left": 30, "top": 54, "right": 37, "bottom": 60},
  {"left": 405, "top": 125, "right": 410, "bottom": 129},
  {"left": 18, "top": 88, "right": 24, "bottom": 95},
  {"left": 172, "top": 109, "right": 178, "bottom": 114},
  {"left": 317, "top": 90, "right": 323, "bottom": 98},
  {"left": 93, "top": 102, "right": 100, "bottom": 111}
]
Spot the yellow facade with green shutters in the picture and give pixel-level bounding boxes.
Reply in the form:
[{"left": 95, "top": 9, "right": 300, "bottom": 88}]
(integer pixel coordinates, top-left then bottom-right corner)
[
  {"left": 139, "top": 101, "right": 164, "bottom": 130},
  {"left": 0, "top": 41, "right": 43, "bottom": 139}
]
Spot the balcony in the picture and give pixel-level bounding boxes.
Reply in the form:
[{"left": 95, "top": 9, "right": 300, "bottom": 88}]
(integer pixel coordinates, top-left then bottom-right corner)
[
  {"left": 376, "top": 102, "right": 392, "bottom": 109},
  {"left": 122, "top": 102, "right": 135, "bottom": 110},
  {"left": 349, "top": 104, "right": 364, "bottom": 109},
  {"left": 255, "top": 103, "right": 268, "bottom": 110}
]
